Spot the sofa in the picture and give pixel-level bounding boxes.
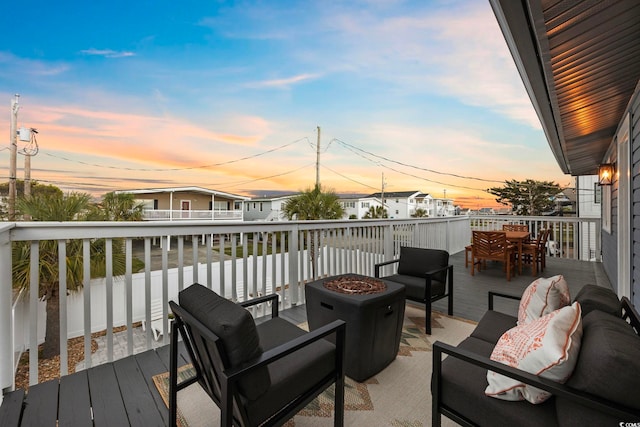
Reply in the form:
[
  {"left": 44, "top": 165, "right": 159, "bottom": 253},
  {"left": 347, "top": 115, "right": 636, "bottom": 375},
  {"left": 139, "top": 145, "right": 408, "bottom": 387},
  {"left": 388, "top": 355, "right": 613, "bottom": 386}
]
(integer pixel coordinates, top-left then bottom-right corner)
[{"left": 432, "top": 281, "right": 640, "bottom": 427}]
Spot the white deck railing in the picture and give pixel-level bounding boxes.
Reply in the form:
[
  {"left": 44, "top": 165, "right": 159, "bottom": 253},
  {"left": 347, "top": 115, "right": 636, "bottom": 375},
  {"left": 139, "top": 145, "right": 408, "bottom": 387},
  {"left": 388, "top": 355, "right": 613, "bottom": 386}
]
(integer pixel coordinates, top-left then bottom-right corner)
[
  {"left": 142, "top": 209, "right": 244, "bottom": 221},
  {"left": 0, "top": 215, "right": 602, "bottom": 393},
  {"left": 469, "top": 215, "right": 602, "bottom": 261},
  {"left": 0, "top": 217, "right": 472, "bottom": 393}
]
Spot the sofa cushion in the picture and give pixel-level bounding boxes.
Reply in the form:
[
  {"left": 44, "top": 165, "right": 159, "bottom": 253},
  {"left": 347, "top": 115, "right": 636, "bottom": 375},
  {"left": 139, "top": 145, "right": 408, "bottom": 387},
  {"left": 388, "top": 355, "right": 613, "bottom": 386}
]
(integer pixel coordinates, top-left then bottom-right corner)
[
  {"left": 397, "top": 246, "right": 448, "bottom": 284},
  {"left": 518, "top": 275, "right": 570, "bottom": 325},
  {"left": 439, "top": 337, "right": 559, "bottom": 427},
  {"left": 486, "top": 302, "right": 582, "bottom": 404},
  {"left": 470, "top": 310, "right": 517, "bottom": 345},
  {"left": 178, "top": 283, "right": 270, "bottom": 400},
  {"left": 573, "top": 284, "right": 620, "bottom": 317},
  {"left": 555, "top": 310, "right": 640, "bottom": 426}
]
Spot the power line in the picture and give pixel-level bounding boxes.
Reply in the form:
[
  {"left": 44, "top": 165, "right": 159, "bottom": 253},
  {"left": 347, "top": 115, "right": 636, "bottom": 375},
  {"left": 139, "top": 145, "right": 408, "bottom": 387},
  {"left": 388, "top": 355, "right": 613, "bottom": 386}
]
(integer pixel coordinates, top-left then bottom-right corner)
[
  {"left": 332, "top": 138, "right": 504, "bottom": 184},
  {"left": 321, "top": 165, "right": 379, "bottom": 190},
  {"left": 40, "top": 137, "right": 310, "bottom": 172}
]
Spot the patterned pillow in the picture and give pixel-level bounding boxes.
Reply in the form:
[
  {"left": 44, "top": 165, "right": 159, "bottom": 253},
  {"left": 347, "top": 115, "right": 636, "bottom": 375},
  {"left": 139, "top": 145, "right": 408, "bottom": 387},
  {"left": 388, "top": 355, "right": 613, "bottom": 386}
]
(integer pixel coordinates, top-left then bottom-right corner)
[
  {"left": 485, "top": 302, "right": 583, "bottom": 404},
  {"left": 518, "top": 275, "right": 571, "bottom": 325}
]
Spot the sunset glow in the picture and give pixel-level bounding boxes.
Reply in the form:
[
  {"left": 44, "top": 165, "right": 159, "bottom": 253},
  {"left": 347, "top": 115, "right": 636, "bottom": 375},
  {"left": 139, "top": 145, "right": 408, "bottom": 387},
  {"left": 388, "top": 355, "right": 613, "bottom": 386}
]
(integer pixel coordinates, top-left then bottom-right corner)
[{"left": 0, "top": 1, "right": 570, "bottom": 208}]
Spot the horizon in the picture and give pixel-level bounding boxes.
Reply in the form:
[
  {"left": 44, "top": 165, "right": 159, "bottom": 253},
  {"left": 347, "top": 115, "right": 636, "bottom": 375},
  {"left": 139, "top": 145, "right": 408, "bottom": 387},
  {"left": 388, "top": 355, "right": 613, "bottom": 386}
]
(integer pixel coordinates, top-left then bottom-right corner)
[{"left": 0, "top": 1, "right": 572, "bottom": 210}]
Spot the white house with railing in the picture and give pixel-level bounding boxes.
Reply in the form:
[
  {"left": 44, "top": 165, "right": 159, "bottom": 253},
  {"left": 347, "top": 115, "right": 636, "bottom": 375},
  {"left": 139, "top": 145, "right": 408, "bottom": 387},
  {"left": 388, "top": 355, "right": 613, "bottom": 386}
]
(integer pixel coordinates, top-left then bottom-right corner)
[
  {"left": 116, "top": 186, "right": 249, "bottom": 221},
  {"left": 243, "top": 194, "right": 295, "bottom": 221},
  {"left": 339, "top": 195, "right": 385, "bottom": 219}
]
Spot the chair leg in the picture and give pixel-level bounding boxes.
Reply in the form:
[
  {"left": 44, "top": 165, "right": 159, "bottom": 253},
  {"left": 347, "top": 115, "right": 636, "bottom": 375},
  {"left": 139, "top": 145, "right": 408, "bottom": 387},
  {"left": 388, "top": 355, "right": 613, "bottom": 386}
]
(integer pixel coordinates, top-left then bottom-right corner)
[
  {"left": 169, "top": 322, "right": 179, "bottom": 427},
  {"left": 425, "top": 298, "right": 432, "bottom": 335},
  {"left": 334, "top": 375, "right": 345, "bottom": 427}
]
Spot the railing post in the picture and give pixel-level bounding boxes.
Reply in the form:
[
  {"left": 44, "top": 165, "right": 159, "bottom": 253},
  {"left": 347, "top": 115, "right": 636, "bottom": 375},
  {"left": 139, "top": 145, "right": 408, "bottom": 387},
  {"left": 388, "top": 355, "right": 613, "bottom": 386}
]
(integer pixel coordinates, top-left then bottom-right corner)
[
  {"left": 0, "top": 224, "right": 15, "bottom": 396},
  {"left": 288, "top": 226, "right": 299, "bottom": 305},
  {"left": 383, "top": 223, "right": 394, "bottom": 261}
]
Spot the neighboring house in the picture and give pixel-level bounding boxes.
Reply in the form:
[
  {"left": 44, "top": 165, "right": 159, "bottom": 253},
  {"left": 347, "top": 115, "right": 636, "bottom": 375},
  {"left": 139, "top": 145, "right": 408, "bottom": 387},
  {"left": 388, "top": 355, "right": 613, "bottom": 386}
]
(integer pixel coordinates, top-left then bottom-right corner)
[
  {"left": 339, "top": 196, "right": 385, "bottom": 219},
  {"left": 244, "top": 195, "right": 296, "bottom": 221},
  {"left": 478, "top": 207, "right": 495, "bottom": 215},
  {"left": 491, "top": 0, "right": 640, "bottom": 305},
  {"left": 576, "top": 176, "right": 601, "bottom": 261},
  {"left": 366, "top": 191, "right": 436, "bottom": 218},
  {"left": 116, "top": 186, "right": 249, "bottom": 221},
  {"left": 432, "top": 198, "right": 456, "bottom": 217}
]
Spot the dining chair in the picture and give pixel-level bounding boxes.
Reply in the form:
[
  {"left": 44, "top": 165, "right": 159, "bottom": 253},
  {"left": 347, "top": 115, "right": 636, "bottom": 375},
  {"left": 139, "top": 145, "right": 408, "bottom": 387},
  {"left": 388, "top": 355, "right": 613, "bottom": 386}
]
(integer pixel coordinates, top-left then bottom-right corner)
[
  {"left": 502, "top": 224, "right": 529, "bottom": 232},
  {"left": 470, "top": 231, "right": 516, "bottom": 281}
]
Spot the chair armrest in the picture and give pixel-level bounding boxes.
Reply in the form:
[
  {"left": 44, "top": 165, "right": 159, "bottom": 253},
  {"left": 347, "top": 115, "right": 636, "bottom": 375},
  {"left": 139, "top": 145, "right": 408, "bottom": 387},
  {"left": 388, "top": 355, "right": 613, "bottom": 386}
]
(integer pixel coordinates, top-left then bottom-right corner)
[
  {"left": 227, "top": 320, "right": 347, "bottom": 380},
  {"left": 374, "top": 259, "right": 400, "bottom": 278},
  {"left": 239, "top": 293, "right": 280, "bottom": 318},
  {"left": 488, "top": 291, "right": 520, "bottom": 311},
  {"left": 424, "top": 264, "right": 452, "bottom": 277},
  {"left": 432, "top": 341, "right": 640, "bottom": 420}
]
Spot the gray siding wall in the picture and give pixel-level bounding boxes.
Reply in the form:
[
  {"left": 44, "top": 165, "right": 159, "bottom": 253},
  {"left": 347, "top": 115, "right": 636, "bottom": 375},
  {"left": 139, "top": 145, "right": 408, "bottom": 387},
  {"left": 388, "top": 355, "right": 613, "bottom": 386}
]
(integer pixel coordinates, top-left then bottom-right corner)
[{"left": 631, "top": 87, "right": 640, "bottom": 307}]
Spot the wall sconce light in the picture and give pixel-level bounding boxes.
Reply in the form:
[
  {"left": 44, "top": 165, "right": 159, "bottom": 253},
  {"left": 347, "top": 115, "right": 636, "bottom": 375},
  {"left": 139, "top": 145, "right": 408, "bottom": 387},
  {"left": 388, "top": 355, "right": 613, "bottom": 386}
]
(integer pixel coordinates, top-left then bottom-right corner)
[{"left": 598, "top": 163, "right": 614, "bottom": 185}]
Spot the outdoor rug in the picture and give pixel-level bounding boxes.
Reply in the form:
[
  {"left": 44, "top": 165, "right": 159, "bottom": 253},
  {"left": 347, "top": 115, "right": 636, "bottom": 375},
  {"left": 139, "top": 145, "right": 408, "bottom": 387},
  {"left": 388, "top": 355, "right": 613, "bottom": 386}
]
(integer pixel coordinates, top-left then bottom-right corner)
[{"left": 152, "top": 304, "right": 475, "bottom": 426}]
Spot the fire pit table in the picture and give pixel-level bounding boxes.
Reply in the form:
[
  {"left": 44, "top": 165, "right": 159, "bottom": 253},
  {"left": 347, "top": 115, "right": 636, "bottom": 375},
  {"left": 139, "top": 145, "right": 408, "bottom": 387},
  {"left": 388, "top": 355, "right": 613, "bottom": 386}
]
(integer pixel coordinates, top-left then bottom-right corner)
[{"left": 305, "top": 274, "right": 405, "bottom": 381}]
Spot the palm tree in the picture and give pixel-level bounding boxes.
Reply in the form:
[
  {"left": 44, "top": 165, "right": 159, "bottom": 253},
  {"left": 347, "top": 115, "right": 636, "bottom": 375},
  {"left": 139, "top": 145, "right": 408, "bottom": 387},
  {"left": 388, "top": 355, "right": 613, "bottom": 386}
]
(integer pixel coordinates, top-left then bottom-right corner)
[
  {"left": 363, "top": 206, "right": 388, "bottom": 219},
  {"left": 13, "top": 192, "right": 127, "bottom": 359},
  {"left": 411, "top": 208, "right": 429, "bottom": 218},
  {"left": 282, "top": 185, "right": 345, "bottom": 277},
  {"left": 281, "top": 185, "right": 345, "bottom": 220},
  {"left": 100, "top": 191, "right": 145, "bottom": 221}
]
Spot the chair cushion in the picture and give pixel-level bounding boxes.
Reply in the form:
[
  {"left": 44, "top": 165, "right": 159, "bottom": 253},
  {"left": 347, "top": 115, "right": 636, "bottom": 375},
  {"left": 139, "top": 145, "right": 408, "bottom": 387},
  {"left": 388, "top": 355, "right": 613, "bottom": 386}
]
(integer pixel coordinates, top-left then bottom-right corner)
[
  {"left": 439, "top": 337, "right": 559, "bottom": 427},
  {"left": 555, "top": 310, "right": 640, "bottom": 426},
  {"left": 383, "top": 273, "right": 446, "bottom": 300},
  {"left": 470, "top": 310, "right": 517, "bottom": 345},
  {"left": 572, "top": 284, "right": 620, "bottom": 317},
  {"left": 486, "top": 302, "right": 583, "bottom": 404},
  {"left": 397, "top": 246, "right": 449, "bottom": 284},
  {"left": 178, "top": 283, "right": 270, "bottom": 400},
  {"left": 245, "top": 317, "right": 337, "bottom": 426},
  {"left": 518, "top": 275, "right": 571, "bottom": 325}
]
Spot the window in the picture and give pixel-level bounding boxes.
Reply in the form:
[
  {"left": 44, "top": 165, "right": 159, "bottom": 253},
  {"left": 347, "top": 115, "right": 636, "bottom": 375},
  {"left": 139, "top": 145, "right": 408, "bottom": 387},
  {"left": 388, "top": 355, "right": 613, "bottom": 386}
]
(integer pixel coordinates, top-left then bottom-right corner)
[
  {"left": 260, "top": 202, "right": 263, "bottom": 212},
  {"left": 602, "top": 185, "right": 611, "bottom": 233},
  {"left": 594, "top": 183, "right": 601, "bottom": 204},
  {"left": 362, "top": 202, "right": 370, "bottom": 208}
]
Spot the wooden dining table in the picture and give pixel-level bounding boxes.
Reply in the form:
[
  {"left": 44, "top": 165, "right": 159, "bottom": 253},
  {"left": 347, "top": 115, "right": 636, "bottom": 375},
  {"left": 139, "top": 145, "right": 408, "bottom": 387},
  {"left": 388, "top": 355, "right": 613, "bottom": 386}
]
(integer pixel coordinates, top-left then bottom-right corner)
[{"left": 504, "top": 230, "right": 530, "bottom": 275}]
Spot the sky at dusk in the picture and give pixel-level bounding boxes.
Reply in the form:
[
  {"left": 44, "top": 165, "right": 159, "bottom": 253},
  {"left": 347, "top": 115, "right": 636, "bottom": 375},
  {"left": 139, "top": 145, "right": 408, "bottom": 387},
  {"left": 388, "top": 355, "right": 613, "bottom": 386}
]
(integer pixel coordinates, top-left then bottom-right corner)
[{"left": 0, "top": 0, "right": 571, "bottom": 209}]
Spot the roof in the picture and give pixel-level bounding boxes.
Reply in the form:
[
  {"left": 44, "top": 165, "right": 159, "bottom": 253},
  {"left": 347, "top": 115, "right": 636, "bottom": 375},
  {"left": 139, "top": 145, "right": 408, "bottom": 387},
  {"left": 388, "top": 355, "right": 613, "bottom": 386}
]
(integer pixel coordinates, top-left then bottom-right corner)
[
  {"left": 367, "top": 191, "right": 425, "bottom": 198},
  {"left": 116, "top": 186, "right": 250, "bottom": 200},
  {"left": 490, "top": 0, "right": 640, "bottom": 176}
]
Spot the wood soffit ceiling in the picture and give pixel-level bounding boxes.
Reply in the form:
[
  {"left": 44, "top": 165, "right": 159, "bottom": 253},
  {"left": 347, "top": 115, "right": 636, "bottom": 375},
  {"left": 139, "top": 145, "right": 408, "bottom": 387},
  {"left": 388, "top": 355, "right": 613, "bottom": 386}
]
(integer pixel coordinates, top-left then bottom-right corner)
[{"left": 494, "top": 0, "right": 640, "bottom": 176}]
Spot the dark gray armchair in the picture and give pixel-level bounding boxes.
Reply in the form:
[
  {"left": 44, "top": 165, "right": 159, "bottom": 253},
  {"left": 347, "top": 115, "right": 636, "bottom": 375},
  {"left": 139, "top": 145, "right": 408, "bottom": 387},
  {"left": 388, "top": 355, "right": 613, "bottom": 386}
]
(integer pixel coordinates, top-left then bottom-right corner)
[
  {"left": 169, "top": 283, "right": 346, "bottom": 427},
  {"left": 375, "top": 247, "right": 453, "bottom": 334}
]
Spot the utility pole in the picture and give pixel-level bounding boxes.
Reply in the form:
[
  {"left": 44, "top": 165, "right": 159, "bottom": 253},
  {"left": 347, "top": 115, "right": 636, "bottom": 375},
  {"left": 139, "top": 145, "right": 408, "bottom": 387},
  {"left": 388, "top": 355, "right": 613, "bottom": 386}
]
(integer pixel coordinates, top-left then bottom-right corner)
[
  {"left": 24, "top": 155, "right": 31, "bottom": 198},
  {"left": 8, "top": 95, "right": 19, "bottom": 220},
  {"left": 381, "top": 172, "right": 385, "bottom": 208},
  {"left": 315, "top": 126, "right": 320, "bottom": 188}
]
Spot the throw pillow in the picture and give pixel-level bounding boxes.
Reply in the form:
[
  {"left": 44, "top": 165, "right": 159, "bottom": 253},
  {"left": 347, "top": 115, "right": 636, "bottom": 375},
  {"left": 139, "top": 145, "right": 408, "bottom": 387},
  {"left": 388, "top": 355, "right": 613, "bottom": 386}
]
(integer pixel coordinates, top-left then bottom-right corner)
[
  {"left": 485, "top": 302, "right": 583, "bottom": 404},
  {"left": 518, "top": 275, "right": 571, "bottom": 325}
]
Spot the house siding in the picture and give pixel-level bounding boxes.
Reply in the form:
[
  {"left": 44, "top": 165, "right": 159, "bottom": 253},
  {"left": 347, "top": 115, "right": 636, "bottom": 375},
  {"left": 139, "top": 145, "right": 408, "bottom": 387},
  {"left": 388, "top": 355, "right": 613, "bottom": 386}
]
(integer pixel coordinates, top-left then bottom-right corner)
[{"left": 631, "top": 87, "right": 640, "bottom": 307}]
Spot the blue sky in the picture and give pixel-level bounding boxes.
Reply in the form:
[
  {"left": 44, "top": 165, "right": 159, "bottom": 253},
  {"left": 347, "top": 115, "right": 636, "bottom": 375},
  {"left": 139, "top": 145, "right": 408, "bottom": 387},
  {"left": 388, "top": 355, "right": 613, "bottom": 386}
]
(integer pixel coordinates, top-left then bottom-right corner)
[{"left": 0, "top": 0, "right": 569, "bottom": 207}]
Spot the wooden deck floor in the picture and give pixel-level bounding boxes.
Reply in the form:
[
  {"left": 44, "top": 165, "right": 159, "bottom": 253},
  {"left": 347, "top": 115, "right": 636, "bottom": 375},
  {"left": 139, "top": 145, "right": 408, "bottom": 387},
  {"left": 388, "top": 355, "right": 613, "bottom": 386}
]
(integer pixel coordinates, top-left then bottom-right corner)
[{"left": 0, "top": 252, "right": 611, "bottom": 426}]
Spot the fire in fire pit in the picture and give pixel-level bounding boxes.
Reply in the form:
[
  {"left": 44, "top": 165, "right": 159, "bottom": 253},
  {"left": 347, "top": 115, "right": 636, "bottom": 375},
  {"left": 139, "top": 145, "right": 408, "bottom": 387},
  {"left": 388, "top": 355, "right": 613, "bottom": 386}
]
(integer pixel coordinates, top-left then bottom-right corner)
[{"left": 323, "top": 275, "right": 387, "bottom": 295}]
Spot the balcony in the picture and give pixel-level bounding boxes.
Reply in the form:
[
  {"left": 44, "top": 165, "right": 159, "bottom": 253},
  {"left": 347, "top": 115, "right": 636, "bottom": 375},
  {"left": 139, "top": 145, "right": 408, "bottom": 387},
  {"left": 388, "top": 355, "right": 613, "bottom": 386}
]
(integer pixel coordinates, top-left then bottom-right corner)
[
  {"left": 142, "top": 209, "right": 244, "bottom": 221},
  {"left": 0, "top": 216, "right": 604, "bottom": 424}
]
